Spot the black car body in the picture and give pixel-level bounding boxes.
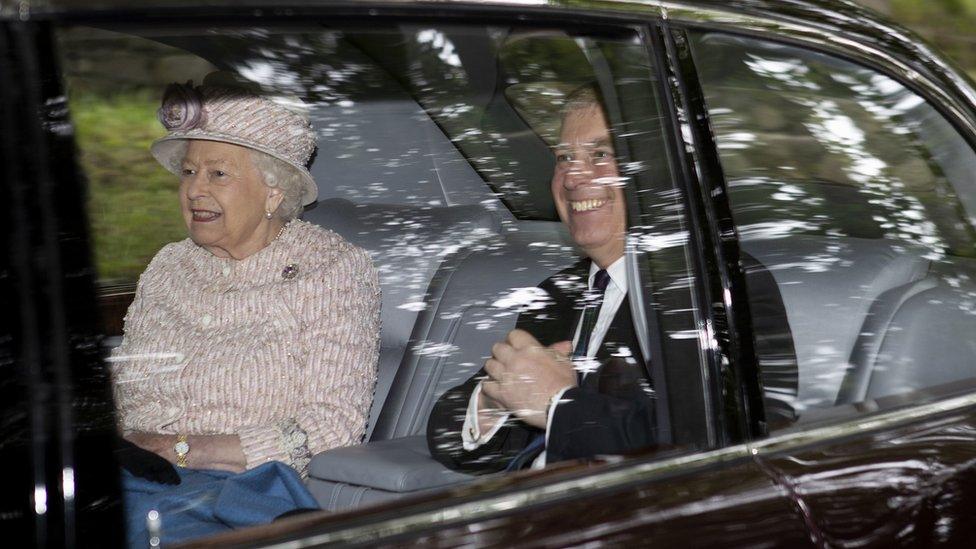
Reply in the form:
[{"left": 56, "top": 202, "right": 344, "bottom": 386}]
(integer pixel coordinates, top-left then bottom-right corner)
[{"left": 3, "top": 0, "right": 976, "bottom": 546}]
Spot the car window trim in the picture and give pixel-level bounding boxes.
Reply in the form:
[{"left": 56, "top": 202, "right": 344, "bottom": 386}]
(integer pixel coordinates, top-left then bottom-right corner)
[
  {"left": 643, "top": 18, "right": 760, "bottom": 447},
  {"left": 662, "top": 2, "right": 976, "bottom": 159},
  {"left": 605, "top": 19, "right": 724, "bottom": 450},
  {"left": 205, "top": 382, "right": 976, "bottom": 547}
]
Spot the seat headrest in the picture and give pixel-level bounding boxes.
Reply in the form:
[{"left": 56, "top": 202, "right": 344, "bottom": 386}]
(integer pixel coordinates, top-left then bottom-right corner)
[{"left": 303, "top": 198, "right": 501, "bottom": 349}]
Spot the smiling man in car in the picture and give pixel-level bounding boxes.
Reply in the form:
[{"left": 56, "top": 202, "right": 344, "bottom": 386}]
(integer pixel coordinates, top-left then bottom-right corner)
[{"left": 427, "top": 86, "right": 660, "bottom": 473}]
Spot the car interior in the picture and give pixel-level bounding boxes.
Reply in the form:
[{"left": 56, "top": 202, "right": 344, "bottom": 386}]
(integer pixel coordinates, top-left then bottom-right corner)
[
  {"left": 78, "top": 22, "right": 602, "bottom": 510},
  {"left": 63, "top": 19, "right": 976, "bottom": 516}
]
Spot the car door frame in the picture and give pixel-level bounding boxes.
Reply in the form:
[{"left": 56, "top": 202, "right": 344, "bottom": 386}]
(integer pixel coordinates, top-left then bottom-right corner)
[
  {"left": 662, "top": 2, "right": 976, "bottom": 545},
  {"left": 0, "top": 15, "right": 124, "bottom": 547}
]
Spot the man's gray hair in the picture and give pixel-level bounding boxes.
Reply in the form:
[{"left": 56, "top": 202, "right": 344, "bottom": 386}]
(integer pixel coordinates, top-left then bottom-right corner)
[
  {"left": 250, "top": 150, "right": 306, "bottom": 220},
  {"left": 561, "top": 84, "right": 605, "bottom": 116}
]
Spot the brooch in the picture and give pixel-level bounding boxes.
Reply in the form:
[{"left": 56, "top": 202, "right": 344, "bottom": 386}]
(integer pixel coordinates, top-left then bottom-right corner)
[{"left": 282, "top": 263, "right": 299, "bottom": 280}]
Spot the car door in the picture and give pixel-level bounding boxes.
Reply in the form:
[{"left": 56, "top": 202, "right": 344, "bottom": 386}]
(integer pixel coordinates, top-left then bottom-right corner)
[
  {"left": 667, "top": 6, "right": 976, "bottom": 546},
  {"left": 143, "top": 7, "right": 814, "bottom": 546},
  {"left": 31, "top": 1, "right": 976, "bottom": 546},
  {"left": 15, "top": 2, "right": 819, "bottom": 545}
]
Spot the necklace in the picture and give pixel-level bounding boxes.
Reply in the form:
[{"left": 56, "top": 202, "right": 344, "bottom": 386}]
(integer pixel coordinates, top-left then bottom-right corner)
[{"left": 272, "top": 220, "right": 290, "bottom": 243}]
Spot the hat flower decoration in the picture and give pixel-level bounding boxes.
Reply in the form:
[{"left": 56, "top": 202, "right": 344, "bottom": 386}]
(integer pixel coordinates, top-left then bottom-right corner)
[{"left": 158, "top": 81, "right": 207, "bottom": 132}]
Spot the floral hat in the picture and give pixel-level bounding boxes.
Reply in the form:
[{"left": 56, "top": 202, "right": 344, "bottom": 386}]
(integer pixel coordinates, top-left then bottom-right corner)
[{"left": 150, "top": 72, "right": 318, "bottom": 206}]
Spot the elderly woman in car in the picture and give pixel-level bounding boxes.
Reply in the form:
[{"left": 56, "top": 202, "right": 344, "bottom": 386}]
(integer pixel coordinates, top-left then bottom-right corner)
[{"left": 110, "top": 73, "right": 380, "bottom": 542}]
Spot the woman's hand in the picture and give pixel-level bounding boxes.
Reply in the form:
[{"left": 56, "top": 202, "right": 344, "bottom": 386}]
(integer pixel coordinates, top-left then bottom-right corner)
[{"left": 125, "top": 432, "right": 247, "bottom": 473}]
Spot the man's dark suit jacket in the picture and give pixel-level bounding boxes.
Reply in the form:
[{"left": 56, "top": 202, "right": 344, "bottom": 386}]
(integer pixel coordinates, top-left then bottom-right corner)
[{"left": 427, "top": 260, "right": 661, "bottom": 474}]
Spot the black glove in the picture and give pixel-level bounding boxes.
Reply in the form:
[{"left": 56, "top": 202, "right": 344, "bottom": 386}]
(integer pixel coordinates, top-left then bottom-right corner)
[{"left": 115, "top": 438, "right": 181, "bottom": 485}]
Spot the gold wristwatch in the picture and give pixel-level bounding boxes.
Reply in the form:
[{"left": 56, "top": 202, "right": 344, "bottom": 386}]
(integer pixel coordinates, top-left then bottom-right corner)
[{"left": 174, "top": 434, "right": 190, "bottom": 468}]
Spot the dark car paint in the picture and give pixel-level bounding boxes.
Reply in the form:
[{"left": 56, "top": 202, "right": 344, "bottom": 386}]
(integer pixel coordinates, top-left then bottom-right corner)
[
  {"left": 0, "top": 18, "right": 124, "bottom": 547},
  {"left": 761, "top": 409, "right": 976, "bottom": 547},
  {"left": 199, "top": 398, "right": 976, "bottom": 547},
  {"left": 3, "top": 1, "right": 976, "bottom": 547},
  {"left": 310, "top": 460, "right": 815, "bottom": 548}
]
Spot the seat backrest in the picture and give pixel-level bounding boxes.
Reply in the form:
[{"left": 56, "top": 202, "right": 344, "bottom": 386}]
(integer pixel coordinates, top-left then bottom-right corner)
[
  {"left": 304, "top": 198, "right": 501, "bottom": 438},
  {"left": 835, "top": 277, "right": 938, "bottom": 404},
  {"left": 863, "top": 281, "right": 976, "bottom": 400},
  {"left": 370, "top": 221, "right": 576, "bottom": 440},
  {"left": 309, "top": 99, "right": 504, "bottom": 211},
  {"left": 837, "top": 256, "right": 976, "bottom": 404},
  {"left": 742, "top": 235, "right": 930, "bottom": 412}
]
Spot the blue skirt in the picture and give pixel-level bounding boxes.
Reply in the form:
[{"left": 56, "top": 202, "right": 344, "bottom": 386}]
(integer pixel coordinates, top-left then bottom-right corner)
[{"left": 122, "top": 461, "right": 318, "bottom": 547}]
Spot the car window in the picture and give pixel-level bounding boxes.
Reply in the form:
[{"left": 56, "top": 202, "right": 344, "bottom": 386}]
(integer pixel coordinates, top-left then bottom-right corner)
[
  {"left": 60, "top": 28, "right": 209, "bottom": 286},
  {"left": 56, "top": 20, "right": 700, "bottom": 545},
  {"left": 689, "top": 31, "right": 976, "bottom": 427}
]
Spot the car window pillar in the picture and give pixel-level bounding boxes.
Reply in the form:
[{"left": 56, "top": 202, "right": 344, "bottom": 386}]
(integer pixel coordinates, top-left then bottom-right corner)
[
  {"left": 651, "top": 20, "right": 767, "bottom": 445},
  {"left": 0, "top": 18, "right": 122, "bottom": 547}
]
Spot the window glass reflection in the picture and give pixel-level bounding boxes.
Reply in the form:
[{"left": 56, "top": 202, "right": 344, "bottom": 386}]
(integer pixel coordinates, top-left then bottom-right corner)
[
  {"left": 691, "top": 32, "right": 976, "bottom": 424},
  {"left": 59, "top": 22, "right": 686, "bottom": 545}
]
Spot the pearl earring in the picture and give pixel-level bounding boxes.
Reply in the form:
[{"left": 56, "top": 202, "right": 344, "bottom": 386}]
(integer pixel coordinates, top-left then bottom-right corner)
[{"left": 265, "top": 210, "right": 273, "bottom": 219}]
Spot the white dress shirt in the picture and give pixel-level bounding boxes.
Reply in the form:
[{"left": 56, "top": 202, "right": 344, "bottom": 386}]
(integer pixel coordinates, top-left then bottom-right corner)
[{"left": 461, "top": 257, "right": 628, "bottom": 468}]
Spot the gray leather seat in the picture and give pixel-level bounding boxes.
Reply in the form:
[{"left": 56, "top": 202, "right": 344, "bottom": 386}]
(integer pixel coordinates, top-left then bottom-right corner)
[
  {"left": 862, "top": 281, "right": 976, "bottom": 400},
  {"left": 293, "top": 55, "right": 547, "bottom": 507},
  {"left": 370, "top": 223, "right": 577, "bottom": 440},
  {"left": 743, "top": 236, "right": 931, "bottom": 413},
  {"left": 304, "top": 198, "right": 502, "bottom": 438},
  {"left": 837, "top": 258, "right": 976, "bottom": 404},
  {"left": 304, "top": 217, "right": 574, "bottom": 510},
  {"left": 307, "top": 229, "right": 938, "bottom": 509},
  {"left": 305, "top": 435, "right": 473, "bottom": 510}
]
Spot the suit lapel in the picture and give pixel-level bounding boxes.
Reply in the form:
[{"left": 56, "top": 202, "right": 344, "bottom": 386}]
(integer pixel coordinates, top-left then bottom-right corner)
[
  {"left": 523, "top": 260, "right": 589, "bottom": 347},
  {"left": 527, "top": 258, "right": 651, "bottom": 383},
  {"left": 594, "top": 300, "right": 653, "bottom": 389}
]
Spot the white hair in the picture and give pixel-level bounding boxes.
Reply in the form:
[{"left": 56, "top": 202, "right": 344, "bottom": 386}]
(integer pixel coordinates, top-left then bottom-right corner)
[
  {"left": 562, "top": 84, "right": 603, "bottom": 116},
  {"left": 249, "top": 150, "right": 306, "bottom": 221},
  {"left": 559, "top": 84, "right": 608, "bottom": 136},
  {"left": 167, "top": 140, "right": 190, "bottom": 173}
]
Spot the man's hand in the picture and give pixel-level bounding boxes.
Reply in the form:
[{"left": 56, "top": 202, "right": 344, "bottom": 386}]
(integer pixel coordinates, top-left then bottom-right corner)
[{"left": 481, "top": 329, "right": 576, "bottom": 428}]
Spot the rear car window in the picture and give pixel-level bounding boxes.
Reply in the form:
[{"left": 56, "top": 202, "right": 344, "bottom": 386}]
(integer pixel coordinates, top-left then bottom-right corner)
[
  {"left": 56, "top": 19, "right": 694, "bottom": 545},
  {"left": 690, "top": 31, "right": 976, "bottom": 426}
]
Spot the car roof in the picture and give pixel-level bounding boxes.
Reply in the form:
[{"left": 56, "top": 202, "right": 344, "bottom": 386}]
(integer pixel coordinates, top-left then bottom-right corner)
[
  {"left": 5, "top": 0, "right": 975, "bottom": 131},
  {"left": 0, "top": 0, "right": 958, "bottom": 71},
  {"left": 0, "top": 0, "right": 909, "bottom": 28},
  {"left": 0, "top": 0, "right": 946, "bottom": 68}
]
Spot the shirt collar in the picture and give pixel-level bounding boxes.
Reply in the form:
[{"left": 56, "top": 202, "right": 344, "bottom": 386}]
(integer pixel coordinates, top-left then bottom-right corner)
[{"left": 588, "top": 256, "right": 626, "bottom": 292}]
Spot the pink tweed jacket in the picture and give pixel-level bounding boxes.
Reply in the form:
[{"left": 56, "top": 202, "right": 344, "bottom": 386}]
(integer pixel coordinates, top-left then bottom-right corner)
[{"left": 110, "top": 220, "right": 380, "bottom": 475}]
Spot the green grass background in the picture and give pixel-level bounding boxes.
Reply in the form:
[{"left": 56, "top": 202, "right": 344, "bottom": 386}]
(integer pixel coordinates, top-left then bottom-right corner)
[{"left": 72, "top": 90, "right": 187, "bottom": 283}]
